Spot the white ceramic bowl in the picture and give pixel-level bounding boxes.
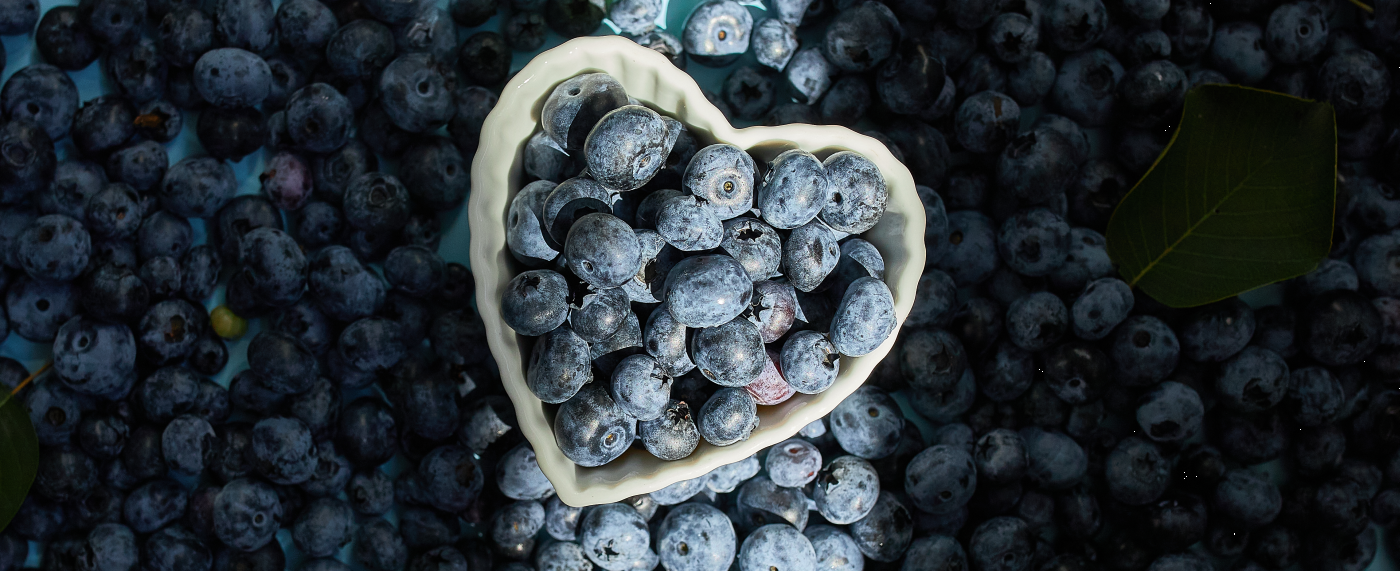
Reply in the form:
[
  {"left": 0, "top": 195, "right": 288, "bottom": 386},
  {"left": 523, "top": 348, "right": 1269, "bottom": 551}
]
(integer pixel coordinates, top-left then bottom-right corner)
[{"left": 469, "top": 35, "right": 926, "bottom": 507}]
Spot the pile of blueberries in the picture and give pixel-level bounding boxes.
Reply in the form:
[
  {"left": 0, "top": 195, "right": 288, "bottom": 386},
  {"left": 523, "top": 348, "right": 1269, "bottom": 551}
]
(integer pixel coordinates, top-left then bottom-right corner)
[
  {"left": 4, "top": 0, "right": 1400, "bottom": 568},
  {"left": 502, "top": 70, "right": 897, "bottom": 467}
]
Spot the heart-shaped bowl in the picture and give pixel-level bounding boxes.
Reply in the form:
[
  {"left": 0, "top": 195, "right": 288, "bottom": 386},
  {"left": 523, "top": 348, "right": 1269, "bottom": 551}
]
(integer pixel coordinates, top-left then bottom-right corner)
[{"left": 469, "top": 35, "right": 925, "bottom": 507}]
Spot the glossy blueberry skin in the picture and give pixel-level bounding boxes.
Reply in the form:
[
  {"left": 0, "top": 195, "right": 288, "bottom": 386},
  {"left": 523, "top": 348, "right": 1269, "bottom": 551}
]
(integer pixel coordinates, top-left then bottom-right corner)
[
  {"left": 565, "top": 213, "right": 642, "bottom": 289},
  {"left": 998, "top": 208, "right": 1071, "bottom": 276},
  {"left": 968, "top": 517, "right": 1033, "bottom": 571},
  {"left": 779, "top": 329, "right": 838, "bottom": 394},
  {"left": 955, "top": 91, "right": 1020, "bottom": 154},
  {"left": 685, "top": 144, "right": 756, "bottom": 220},
  {"left": 657, "top": 502, "right": 735, "bottom": 571},
  {"left": 158, "top": 156, "right": 237, "bottom": 220},
  {"left": 581, "top": 503, "right": 653, "bottom": 570},
  {"left": 53, "top": 315, "right": 135, "bottom": 397},
  {"left": 717, "top": 218, "right": 780, "bottom": 282},
  {"left": 830, "top": 386, "right": 903, "bottom": 459},
  {"left": 586, "top": 105, "right": 676, "bottom": 192},
  {"left": 656, "top": 193, "right": 724, "bottom": 252},
  {"left": 540, "top": 73, "right": 629, "bottom": 152},
  {"left": 1005, "top": 291, "right": 1069, "bottom": 352},
  {"left": 1213, "top": 468, "right": 1282, "bottom": 529},
  {"left": 15, "top": 214, "right": 88, "bottom": 282},
  {"left": 785, "top": 47, "right": 833, "bottom": 105},
  {"left": 830, "top": 276, "right": 896, "bottom": 357},
  {"left": 663, "top": 254, "right": 753, "bottom": 328},
  {"left": 567, "top": 286, "right": 628, "bottom": 343},
  {"left": 683, "top": 0, "right": 752, "bottom": 66},
  {"left": 284, "top": 83, "right": 353, "bottom": 154},
  {"left": 1302, "top": 289, "right": 1383, "bottom": 366},
  {"left": 1210, "top": 21, "right": 1274, "bottom": 85},
  {"left": 756, "top": 149, "right": 829, "bottom": 230},
  {"left": 1, "top": 64, "right": 78, "bottom": 142},
  {"left": 782, "top": 220, "right": 839, "bottom": 292},
  {"left": 905, "top": 443, "right": 977, "bottom": 515},
  {"left": 698, "top": 387, "right": 757, "bottom": 446},
  {"left": 1020, "top": 427, "right": 1086, "bottom": 490},
  {"left": 307, "top": 245, "right": 386, "bottom": 322},
  {"left": 608, "top": 353, "right": 672, "bottom": 421},
  {"left": 738, "top": 524, "right": 816, "bottom": 571},
  {"left": 501, "top": 269, "right": 569, "bottom": 337},
  {"left": 555, "top": 383, "right": 636, "bottom": 467},
  {"left": 644, "top": 302, "right": 695, "bottom": 376},
  {"left": 1050, "top": 49, "right": 1123, "bottom": 127},
  {"left": 820, "top": 151, "right": 887, "bottom": 234},
  {"left": 377, "top": 53, "right": 455, "bottom": 134},
  {"left": 1108, "top": 314, "right": 1178, "bottom": 387},
  {"left": 193, "top": 48, "right": 271, "bottom": 109},
  {"left": 639, "top": 399, "right": 700, "bottom": 460},
  {"left": 213, "top": 477, "right": 282, "bottom": 552},
  {"left": 507, "top": 180, "right": 560, "bottom": 267},
  {"left": 692, "top": 316, "right": 764, "bottom": 387},
  {"left": 249, "top": 417, "right": 317, "bottom": 485},
  {"left": 935, "top": 210, "right": 999, "bottom": 286},
  {"left": 750, "top": 17, "right": 795, "bottom": 70},
  {"left": 542, "top": 176, "right": 612, "bottom": 246}
]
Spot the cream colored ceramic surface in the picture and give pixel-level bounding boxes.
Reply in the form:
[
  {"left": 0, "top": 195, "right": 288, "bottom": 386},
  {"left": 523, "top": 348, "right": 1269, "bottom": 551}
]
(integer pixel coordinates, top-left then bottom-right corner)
[{"left": 469, "top": 35, "right": 926, "bottom": 507}]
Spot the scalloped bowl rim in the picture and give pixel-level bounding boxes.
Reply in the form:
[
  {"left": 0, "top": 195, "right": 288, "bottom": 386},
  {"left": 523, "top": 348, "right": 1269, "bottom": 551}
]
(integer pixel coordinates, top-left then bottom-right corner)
[{"left": 469, "top": 36, "right": 926, "bottom": 507}]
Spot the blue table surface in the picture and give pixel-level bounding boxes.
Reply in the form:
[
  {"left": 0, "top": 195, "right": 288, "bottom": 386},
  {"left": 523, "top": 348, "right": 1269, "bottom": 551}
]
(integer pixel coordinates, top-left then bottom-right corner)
[{"left": 3, "top": 0, "right": 1395, "bottom": 568}]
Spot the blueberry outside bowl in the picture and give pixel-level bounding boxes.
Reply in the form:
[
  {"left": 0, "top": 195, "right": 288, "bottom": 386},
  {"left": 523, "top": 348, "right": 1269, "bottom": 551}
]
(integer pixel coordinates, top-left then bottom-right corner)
[{"left": 469, "top": 35, "right": 925, "bottom": 507}]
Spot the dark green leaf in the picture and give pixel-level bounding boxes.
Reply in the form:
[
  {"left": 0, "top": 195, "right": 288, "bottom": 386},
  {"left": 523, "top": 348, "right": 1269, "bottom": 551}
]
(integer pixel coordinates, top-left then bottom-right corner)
[
  {"left": 1105, "top": 84, "right": 1337, "bottom": 308},
  {"left": 0, "top": 393, "right": 37, "bottom": 532}
]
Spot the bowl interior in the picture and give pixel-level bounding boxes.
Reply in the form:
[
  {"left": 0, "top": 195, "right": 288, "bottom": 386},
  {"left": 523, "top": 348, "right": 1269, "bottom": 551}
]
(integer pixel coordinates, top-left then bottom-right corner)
[{"left": 469, "top": 36, "right": 925, "bottom": 506}]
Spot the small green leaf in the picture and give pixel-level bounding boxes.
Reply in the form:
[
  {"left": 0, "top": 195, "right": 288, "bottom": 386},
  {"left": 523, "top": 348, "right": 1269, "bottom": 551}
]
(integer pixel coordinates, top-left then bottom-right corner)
[
  {"left": 0, "top": 393, "right": 38, "bottom": 532},
  {"left": 1105, "top": 84, "right": 1337, "bottom": 308}
]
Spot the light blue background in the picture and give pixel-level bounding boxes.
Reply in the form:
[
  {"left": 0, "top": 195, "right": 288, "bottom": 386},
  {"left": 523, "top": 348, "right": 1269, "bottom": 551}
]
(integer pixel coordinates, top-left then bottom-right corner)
[{"left": 3, "top": 0, "right": 1395, "bottom": 569}]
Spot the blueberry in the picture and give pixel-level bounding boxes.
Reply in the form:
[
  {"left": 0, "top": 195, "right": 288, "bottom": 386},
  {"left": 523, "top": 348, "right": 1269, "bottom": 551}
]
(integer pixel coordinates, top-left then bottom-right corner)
[
  {"left": 955, "top": 91, "right": 1020, "bottom": 155},
  {"left": 1118, "top": 60, "right": 1189, "bottom": 128},
  {"left": 847, "top": 491, "right": 912, "bottom": 561},
  {"left": 192, "top": 48, "right": 271, "bottom": 110},
  {"left": 657, "top": 193, "right": 725, "bottom": 252},
  {"left": 757, "top": 149, "right": 830, "bottom": 230},
  {"left": 690, "top": 316, "right": 763, "bottom": 387},
  {"left": 248, "top": 417, "right": 317, "bottom": 486},
  {"left": 308, "top": 245, "right": 387, "bottom": 322},
  {"left": 285, "top": 83, "right": 353, "bottom": 154},
  {"left": 1, "top": 64, "right": 79, "bottom": 142},
  {"left": 683, "top": 0, "right": 752, "bottom": 67},
  {"left": 752, "top": 18, "right": 797, "bottom": 70},
  {"left": 545, "top": 495, "right": 584, "bottom": 540},
  {"left": 644, "top": 303, "right": 695, "bottom": 377},
  {"left": 663, "top": 254, "right": 752, "bottom": 328},
  {"left": 786, "top": 47, "right": 834, "bottom": 105},
  {"left": 104, "top": 140, "right": 168, "bottom": 194},
  {"left": 777, "top": 329, "right": 837, "bottom": 394},
  {"left": 1103, "top": 436, "right": 1170, "bottom": 506},
  {"left": 1179, "top": 297, "right": 1255, "bottom": 362},
  {"left": 158, "top": 156, "right": 237, "bottom": 221},
  {"left": 274, "top": 0, "right": 336, "bottom": 65},
  {"left": 1068, "top": 277, "right": 1132, "bottom": 340},
  {"left": 196, "top": 106, "right": 269, "bottom": 161},
  {"left": 819, "top": 75, "right": 870, "bottom": 125},
  {"left": 657, "top": 502, "right": 736, "bottom": 571},
  {"left": 782, "top": 220, "right": 839, "bottom": 293},
  {"left": 722, "top": 65, "right": 777, "bottom": 120},
  {"left": 745, "top": 280, "right": 797, "bottom": 343},
  {"left": 502, "top": 11, "right": 548, "bottom": 52},
  {"left": 1045, "top": 0, "right": 1106, "bottom": 51},
  {"left": 608, "top": 353, "right": 672, "bottom": 420},
  {"left": 652, "top": 474, "right": 708, "bottom": 505},
  {"left": 820, "top": 151, "right": 887, "bottom": 234},
  {"left": 1020, "top": 427, "right": 1086, "bottom": 490},
  {"left": 36, "top": 6, "right": 99, "bottom": 71},
  {"left": 830, "top": 386, "right": 903, "bottom": 459},
  {"left": 685, "top": 144, "right": 757, "bottom": 220},
  {"left": 545, "top": 0, "right": 604, "bottom": 39},
  {"left": 697, "top": 387, "right": 758, "bottom": 446},
  {"left": 1213, "top": 468, "right": 1282, "bottom": 529},
  {"left": 533, "top": 542, "right": 591, "bottom": 571},
  {"left": 376, "top": 53, "right": 455, "bottom": 134},
  {"left": 540, "top": 73, "right": 629, "bottom": 153},
  {"left": 255, "top": 152, "right": 313, "bottom": 212},
  {"left": 543, "top": 176, "right": 613, "bottom": 245},
  {"left": 737, "top": 524, "right": 816, "bottom": 571},
  {"left": 7, "top": 275, "right": 79, "bottom": 342},
  {"left": 353, "top": 518, "right": 408, "bottom": 571},
  {"left": 500, "top": 270, "right": 568, "bottom": 337},
  {"left": 123, "top": 478, "right": 188, "bottom": 533},
  {"left": 935, "top": 210, "right": 999, "bottom": 286},
  {"left": 718, "top": 218, "right": 781, "bottom": 281},
  {"left": 1210, "top": 22, "right": 1274, "bottom": 85},
  {"left": 1265, "top": 2, "right": 1328, "bottom": 65},
  {"left": 399, "top": 136, "right": 470, "bottom": 210},
  {"left": 580, "top": 503, "right": 654, "bottom": 570},
  {"left": 1284, "top": 366, "right": 1344, "bottom": 426},
  {"left": 565, "top": 213, "right": 642, "bottom": 289},
  {"left": 495, "top": 443, "right": 553, "bottom": 501},
  {"left": 822, "top": 1, "right": 899, "bottom": 72},
  {"left": 627, "top": 36, "right": 686, "bottom": 76},
  {"left": 1050, "top": 49, "right": 1124, "bottom": 127},
  {"left": 1301, "top": 289, "right": 1382, "bottom": 366},
  {"left": 237, "top": 227, "right": 307, "bottom": 307},
  {"left": 967, "top": 516, "right": 1033, "bottom": 571},
  {"left": 555, "top": 383, "right": 636, "bottom": 466},
  {"left": 827, "top": 276, "right": 894, "bottom": 356},
  {"left": 736, "top": 475, "right": 808, "bottom": 532}
]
